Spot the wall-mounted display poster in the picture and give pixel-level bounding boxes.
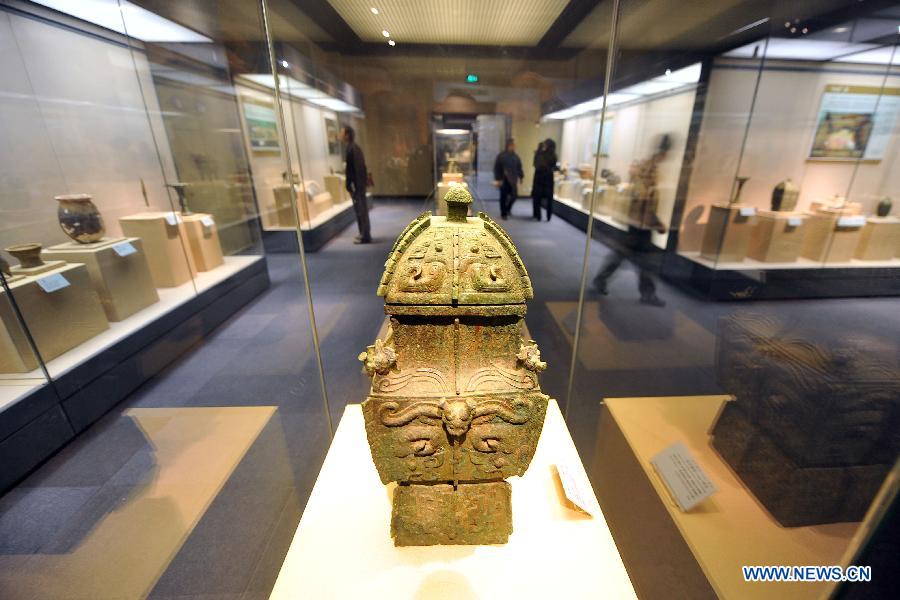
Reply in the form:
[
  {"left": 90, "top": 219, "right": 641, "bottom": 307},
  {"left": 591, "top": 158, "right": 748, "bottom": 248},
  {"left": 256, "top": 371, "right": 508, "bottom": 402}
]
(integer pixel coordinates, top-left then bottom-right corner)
[
  {"left": 242, "top": 97, "right": 281, "bottom": 154},
  {"left": 809, "top": 85, "right": 900, "bottom": 161},
  {"left": 325, "top": 116, "right": 341, "bottom": 156}
]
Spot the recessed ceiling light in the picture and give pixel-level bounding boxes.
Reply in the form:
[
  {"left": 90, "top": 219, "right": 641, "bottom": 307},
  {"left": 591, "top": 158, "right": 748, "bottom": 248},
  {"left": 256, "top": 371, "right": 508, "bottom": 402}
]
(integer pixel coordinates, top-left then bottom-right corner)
[
  {"left": 382, "top": 29, "right": 390, "bottom": 37},
  {"left": 834, "top": 27, "right": 848, "bottom": 33},
  {"left": 280, "top": 60, "right": 289, "bottom": 68},
  {"left": 388, "top": 39, "right": 396, "bottom": 47},
  {"left": 370, "top": 7, "right": 379, "bottom": 15}
]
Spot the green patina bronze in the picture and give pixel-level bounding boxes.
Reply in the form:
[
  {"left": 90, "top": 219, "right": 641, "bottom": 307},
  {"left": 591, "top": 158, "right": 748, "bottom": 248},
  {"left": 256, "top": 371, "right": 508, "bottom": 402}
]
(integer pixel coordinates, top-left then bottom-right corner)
[{"left": 360, "top": 186, "right": 549, "bottom": 546}]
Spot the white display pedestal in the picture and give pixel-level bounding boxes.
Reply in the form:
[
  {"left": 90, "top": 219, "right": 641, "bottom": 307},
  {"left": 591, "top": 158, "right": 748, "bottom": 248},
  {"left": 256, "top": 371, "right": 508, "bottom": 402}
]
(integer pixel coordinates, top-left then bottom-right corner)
[{"left": 270, "top": 399, "right": 635, "bottom": 600}]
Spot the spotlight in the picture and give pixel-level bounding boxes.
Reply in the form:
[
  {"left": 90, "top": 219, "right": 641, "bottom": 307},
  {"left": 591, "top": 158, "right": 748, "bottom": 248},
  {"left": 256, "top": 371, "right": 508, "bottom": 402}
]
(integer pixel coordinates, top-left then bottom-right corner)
[
  {"left": 382, "top": 29, "right": 390, "bottom": 37},
  {"left": 280, "top": 60, "right": 289, "bottom": 68},
  {"left": 665, "top": 68, "right": 671, "bottom": 75},
  {"left": 834, "top": 27, "right": 848, "bottom": 33},
  {"left": 388, "top": 39, "right": 396, "bottom": 46},
  {"left": 370, "top": 7, "right": 379, "bottom": 14}
]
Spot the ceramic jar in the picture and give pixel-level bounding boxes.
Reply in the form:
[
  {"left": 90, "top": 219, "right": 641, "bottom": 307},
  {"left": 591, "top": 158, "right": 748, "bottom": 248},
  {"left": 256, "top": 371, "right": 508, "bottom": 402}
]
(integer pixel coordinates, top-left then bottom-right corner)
[
  {"left": 56, "top": 194, "right": 105, "bottom": 243},
  {"left": 771, "top": 178, "right": 800, "bottom": 212},
  {"left": 876, "top": 196, "right": 893, "bottom": 217},
  {"left": 5, "top": 243, "right": 44, "bottom": 268}
]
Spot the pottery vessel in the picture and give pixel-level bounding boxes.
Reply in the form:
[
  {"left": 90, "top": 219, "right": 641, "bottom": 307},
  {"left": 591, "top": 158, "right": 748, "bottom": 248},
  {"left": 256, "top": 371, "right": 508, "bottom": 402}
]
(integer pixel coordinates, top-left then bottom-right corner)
[
  {"left": 876, "top": 196, "right": 892, "bottom": 217},
  {"left": 5, "top": 243, "right": 44, "bottom": 268},
  {"left": 771, "top": 178, "right": 800, "bottom": 212},
  {"left": 56, "top": 194, "right": 105, "bottom": 243}
]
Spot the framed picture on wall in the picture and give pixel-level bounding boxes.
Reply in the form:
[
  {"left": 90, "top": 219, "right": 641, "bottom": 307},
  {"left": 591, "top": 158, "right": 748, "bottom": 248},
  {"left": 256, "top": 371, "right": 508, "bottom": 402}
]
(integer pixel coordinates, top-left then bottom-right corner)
[
  {"left": 241, "top": 96, "right": 281, "bottom": 155},
  {"left": 809, "top": 85, "right": 900, "bottom": 161},
  {"left": 325, "top": 116, "right": 341, "bottom": 156}
]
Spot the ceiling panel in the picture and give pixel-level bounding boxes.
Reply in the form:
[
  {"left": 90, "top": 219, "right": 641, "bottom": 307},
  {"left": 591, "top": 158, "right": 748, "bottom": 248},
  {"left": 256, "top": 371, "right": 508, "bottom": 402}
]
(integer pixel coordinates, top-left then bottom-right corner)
[{"left": 328, "top": 0, "right": 569, "bottom": 45}]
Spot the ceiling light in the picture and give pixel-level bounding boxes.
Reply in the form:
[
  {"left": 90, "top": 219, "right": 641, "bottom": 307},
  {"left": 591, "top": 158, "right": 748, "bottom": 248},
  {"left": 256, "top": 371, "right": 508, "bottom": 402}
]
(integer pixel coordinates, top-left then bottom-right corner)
[
  {"left": 834, "top": 27, "right": 848, "bottom": 33},
  {"left": 665, "top": 69, "right": 672, "bottom": 75},
  {"left": 370, "top": 7, "right": 379, "bottom": 15},
  {"left": 436, "top": 128, "right": 469, "bottom": 135},
  {"left": 388, "top": 39, "right": 396, "bottom": 46},
  {"left": 382, "top": 30, "right": 390, "bottom": 38},
  {"left": 280, "top": 60, "right": 289, "bottom": 68},
  {"left": 31, "top": 0, "right": 211, "bottom": 42}
]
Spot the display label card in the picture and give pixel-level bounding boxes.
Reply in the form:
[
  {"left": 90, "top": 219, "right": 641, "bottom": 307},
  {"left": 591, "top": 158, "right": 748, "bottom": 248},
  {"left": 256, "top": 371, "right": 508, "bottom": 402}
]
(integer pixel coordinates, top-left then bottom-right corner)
[
  {"left": 739, "top": 206, "right": 757, "bottom": 217},
  {"left": 555, "top": 463, "right": 596, "bottom": 517},
  {"left": 36, "top": 273, "right": 70, "bottom": 293},
  {"left": 112, "top": 241, "right": 137, "bottom": 257},
  {"left": 837, "top": 215, "right": 865, "bottom": 228},
  {"left": 650, "top": 442, "right": 717, "bottom": 512},
  {"left": 164, "top": 212, "right": 182, "bottom": 226},
  {"left": 200, "top": 216, "right": 215, "bottom": 228},
  {"left": 787, "top": 216, "right": 804, "bottom": 227}
]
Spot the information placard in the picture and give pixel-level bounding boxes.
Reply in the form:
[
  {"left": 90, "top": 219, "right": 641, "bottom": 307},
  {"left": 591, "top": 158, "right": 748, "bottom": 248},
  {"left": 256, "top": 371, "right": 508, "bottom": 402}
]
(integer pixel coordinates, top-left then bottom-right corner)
[
  {"left": 112, "top": 241, "right": 137, "bottom": 257},
  {"left": 36, "top": 273, "right": 70, "bottom": 293},
  {"left": 555, "top": 464, "right": 596, "bottom": 517},
  {"left": 651, "top": 442, "right": 717, "bottom": 512},
  {"left": 164, "top": 212, "right": 182, "bottom": 226},
  {"left": 200, "top": 216, "right": 215, "bottom": 228}
]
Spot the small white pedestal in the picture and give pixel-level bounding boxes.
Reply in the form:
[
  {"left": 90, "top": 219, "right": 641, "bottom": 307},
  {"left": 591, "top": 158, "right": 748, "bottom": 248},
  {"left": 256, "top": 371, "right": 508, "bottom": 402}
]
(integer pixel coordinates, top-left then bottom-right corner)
[{"left": 269, "top": 400, "right": 635, "bottom": 600}]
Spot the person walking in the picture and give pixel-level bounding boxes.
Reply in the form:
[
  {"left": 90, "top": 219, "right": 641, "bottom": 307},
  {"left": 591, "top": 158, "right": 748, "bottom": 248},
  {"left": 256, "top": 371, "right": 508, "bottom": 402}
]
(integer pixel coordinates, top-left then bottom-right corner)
[
  {"left": 493, "top": 138, "right": 523, "bottom": 219},
  {"left": 531, "top": 138, "right": 558, "bottom": 221},
  {"left": 593, "top": 134, "right": 671, "bottom": 306},
  {"left": 341, "top": 125, "right": 371, "bottom": 243}
]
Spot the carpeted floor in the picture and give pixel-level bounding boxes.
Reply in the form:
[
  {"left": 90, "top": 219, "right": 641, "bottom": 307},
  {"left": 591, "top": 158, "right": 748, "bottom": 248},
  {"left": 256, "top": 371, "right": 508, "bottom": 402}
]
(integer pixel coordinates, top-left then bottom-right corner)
[{"left": 0, "top": 191, "right": 897, "bottom": 599}]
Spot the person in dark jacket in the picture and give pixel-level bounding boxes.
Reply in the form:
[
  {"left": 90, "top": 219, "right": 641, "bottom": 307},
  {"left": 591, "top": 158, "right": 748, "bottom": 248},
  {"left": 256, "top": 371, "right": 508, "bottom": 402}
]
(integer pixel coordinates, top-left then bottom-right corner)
[
  {"left": 532, "top": 138, "right": 558, "bottom": 221},
  {"left": 593, "top": 134, "right": 670, "bottom": 306},
  {"left": 341, "top": 125, "right": 371, "bottom": 243},
  {"left": 493, "top": 138, "right": 524, "bottom": 219}
]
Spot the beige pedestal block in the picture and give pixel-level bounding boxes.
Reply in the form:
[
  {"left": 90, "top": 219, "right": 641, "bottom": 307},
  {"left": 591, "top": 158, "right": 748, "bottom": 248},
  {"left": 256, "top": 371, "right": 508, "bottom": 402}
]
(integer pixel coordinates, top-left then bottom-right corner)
[
  {"left": 854, "top": 217, "right": 900, "bottom": 261},
  {"left": 120, "top": 212, "right": 196, "bottom": 287},
  {"left": 700, "top": 203, "right": 756, "bottom": 262},
  {"left": 441, "top": 172, "right": 464, "bottom": 184},
  {"left": 44, "top": 238, "right": 159, "bottom": 321},
  {"left": 324, "top": 174, "right": 348, "bottom": 205},
  {"left": 436, "top": 181, "right": 470, "bottom": 216},
  {"left": 747, "top": 211, "right": 807, "bottom": 263},
  {"left": 800, "top": 211, "right": 864, "bottom": 263},
  {"left": 10, "top": 260, "right": 66, "bottom": 278},
  {"left": 181, "top": 214, "right": 224, "bottom": 272},
  {"left": 0, "top": 263, "right": 109, "bottom": 373},
  {"left": 272, "top": 184, "right": 296, "bottom": 227}
]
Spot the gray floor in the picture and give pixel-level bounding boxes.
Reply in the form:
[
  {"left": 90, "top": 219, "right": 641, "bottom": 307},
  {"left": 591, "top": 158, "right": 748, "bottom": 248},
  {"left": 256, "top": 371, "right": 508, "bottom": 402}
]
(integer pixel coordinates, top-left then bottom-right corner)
[{"left": 1, "top": 192, "right": 898, "bottom": 599}]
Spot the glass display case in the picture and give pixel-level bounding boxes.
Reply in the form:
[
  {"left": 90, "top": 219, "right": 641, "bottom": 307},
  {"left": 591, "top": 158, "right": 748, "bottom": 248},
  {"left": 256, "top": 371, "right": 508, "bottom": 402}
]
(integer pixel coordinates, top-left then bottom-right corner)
[{"left": 0, "top": 1, "right": 897, "bottom": 599}]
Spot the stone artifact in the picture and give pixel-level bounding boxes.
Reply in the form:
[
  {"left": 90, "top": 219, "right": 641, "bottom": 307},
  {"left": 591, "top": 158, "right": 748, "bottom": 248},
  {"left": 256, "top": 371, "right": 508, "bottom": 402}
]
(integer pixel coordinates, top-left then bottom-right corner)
[
  {"left": 166, "top": 183, "right": 192, "bottom": 216},
  {"left": 770, "top": 178, "right": 799, "bottom": 212},
  {"left": 711, "top": 314, "right": 900, "bottom": 527},
  {"left": 5, "top": 243, "right": 44, "bottom": 269},
  {"left": 876, "top": 196, "right": 893, "bottom": 217},
  {"left": 729, "top": 176, "right": 749, "bottom": 205},
  {"left": 360, "top": 186, "right": 550, "bottom": 546},
  {"left": 56, "top": 194, "right": 105, "bottom": 243}
]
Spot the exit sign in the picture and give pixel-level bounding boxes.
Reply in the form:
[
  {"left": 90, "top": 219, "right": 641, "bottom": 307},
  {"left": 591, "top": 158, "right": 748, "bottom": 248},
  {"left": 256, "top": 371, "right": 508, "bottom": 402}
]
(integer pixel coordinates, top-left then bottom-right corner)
[{"left": 466, "top": 73, "right": 479, "bottom": 83}]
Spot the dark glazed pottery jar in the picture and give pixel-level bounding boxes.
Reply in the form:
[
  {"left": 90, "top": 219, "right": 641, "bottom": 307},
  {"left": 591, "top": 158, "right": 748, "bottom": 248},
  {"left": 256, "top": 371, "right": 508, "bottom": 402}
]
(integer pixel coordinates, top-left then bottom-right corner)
[
  {"left": 5, "top": 243, "right": 44, "bottom": 269},
  {"left": 876, "top": 196, "right": 892, "bottom": 217},
  {"left": 56, "top": 194, "right": 105, "bottom": 243}
]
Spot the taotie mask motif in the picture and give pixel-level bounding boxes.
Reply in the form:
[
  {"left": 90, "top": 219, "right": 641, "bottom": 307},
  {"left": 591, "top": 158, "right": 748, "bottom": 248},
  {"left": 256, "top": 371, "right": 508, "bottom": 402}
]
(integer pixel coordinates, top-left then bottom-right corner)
[
  {"left": 439, "top": 398, "right": 477, "bottom": 437},
  {"left": 517, "top": 341, "right": 547, "bottom": 373},
  {"left": 358, "top": 338, "right": 397, "bottom": 377}
]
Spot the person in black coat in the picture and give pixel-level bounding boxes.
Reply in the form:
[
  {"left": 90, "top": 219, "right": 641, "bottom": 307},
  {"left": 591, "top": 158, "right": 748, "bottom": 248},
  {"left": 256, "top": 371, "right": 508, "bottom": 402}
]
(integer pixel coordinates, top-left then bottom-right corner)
[
  {"left": 493, "top": 138, "right": 524, "bottom": 219},
  {"left": 341, "top": 125, "right": 371, "bottom": 243},
  {"left": 532, "top": 138, "right": 558, "bottom": 221}
]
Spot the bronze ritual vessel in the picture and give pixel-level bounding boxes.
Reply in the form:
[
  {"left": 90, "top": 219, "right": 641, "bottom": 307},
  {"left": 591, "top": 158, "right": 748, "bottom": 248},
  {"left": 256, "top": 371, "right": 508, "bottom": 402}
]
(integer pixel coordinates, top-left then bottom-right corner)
[{"left": 360, "top": 186, "right": 549, "bottom": 546}]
